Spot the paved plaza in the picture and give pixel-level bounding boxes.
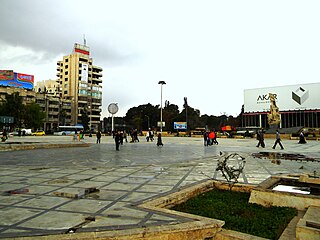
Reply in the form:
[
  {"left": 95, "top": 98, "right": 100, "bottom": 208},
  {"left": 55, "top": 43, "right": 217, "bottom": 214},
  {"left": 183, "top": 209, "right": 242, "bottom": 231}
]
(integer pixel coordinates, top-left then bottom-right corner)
[{"left": 0, "top": 136, "right": 319, "bottom": 239}]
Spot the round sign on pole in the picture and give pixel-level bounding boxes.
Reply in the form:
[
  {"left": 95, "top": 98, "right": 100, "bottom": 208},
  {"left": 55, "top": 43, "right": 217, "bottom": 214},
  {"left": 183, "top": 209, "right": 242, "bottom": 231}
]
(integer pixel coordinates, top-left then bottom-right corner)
[{"left": 108, "top": 103, "right": 118, "bottom": 114}]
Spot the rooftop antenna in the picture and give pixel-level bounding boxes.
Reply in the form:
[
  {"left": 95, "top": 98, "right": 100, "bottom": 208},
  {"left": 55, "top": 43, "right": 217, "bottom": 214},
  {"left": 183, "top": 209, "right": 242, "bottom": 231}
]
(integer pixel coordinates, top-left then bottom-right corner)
[{"left": 83, "top": 34, "right": 86, "bottom": 46}]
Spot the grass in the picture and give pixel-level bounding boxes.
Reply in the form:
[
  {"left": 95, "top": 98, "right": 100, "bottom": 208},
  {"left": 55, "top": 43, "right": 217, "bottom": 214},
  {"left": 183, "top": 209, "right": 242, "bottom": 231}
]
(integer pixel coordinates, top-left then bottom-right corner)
[{"left": 171, "top": 189, "right": 297, "bottom": 239}]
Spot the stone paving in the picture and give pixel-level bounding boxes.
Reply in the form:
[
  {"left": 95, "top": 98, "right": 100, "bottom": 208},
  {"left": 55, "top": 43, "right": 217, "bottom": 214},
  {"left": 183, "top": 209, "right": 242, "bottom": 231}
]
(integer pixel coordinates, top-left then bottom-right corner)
[{"left": 0, "top": 136, "right": 319, "bottom": 239}]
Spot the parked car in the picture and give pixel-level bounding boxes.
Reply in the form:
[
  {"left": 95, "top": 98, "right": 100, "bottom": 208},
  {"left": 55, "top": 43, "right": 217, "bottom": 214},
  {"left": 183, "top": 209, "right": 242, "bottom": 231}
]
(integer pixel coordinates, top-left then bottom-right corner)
[
  {"left": 21, "top": 129, "right": 32, "bottom": 135},
  {"left": 31, "top": 131, "right": 45, "bottom": 136}
]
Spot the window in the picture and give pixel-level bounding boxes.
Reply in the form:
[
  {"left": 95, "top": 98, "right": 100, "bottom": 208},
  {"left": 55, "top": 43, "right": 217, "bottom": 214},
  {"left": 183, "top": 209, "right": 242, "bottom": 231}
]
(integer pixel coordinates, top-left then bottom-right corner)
[
  {"left": 79, "top": 90, "right": 87, "bottom": 95},
  {"left": 64, "top": 90, "right": 68, "bottom": 94}
]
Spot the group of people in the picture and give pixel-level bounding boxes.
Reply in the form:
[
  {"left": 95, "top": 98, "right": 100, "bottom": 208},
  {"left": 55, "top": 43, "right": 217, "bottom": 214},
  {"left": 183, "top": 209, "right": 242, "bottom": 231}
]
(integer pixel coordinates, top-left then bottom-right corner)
[
  {"left": 145, "top": 129, "right": 154, "bottom": 142},
  {"left": 256, "top": 129, "right": 284, "bottom": 149},
  {"left": 203, "top": 130, "right": 218, "bottom": 146},
  {"left": 95, "top": 128, "right": 309, "bottom": 151},
  {"left": 256, "top": 129, "right": 308, "bottom": 150},
  {"left": 98, "top": 129, "right": 163, "bottom": 151}
]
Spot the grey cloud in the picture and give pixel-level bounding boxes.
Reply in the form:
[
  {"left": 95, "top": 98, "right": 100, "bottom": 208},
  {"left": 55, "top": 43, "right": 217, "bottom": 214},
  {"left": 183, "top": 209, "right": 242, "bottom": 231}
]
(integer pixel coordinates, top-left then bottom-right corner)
[{"left": 0, "top": 0, "right": 139, "bottom": 67}]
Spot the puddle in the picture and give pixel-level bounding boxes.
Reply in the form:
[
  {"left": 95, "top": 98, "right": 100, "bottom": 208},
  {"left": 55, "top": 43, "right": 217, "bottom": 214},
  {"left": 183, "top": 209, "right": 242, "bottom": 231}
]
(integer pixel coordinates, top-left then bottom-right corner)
[
  {"left": 252, "top": 152, "right": 320, "bottom": 163},
  {"left": 2, "top": 188, "right": 29, "bottom": 196},
  {"left": 272, "top": 185, "right": 310, "bottom": 194}
]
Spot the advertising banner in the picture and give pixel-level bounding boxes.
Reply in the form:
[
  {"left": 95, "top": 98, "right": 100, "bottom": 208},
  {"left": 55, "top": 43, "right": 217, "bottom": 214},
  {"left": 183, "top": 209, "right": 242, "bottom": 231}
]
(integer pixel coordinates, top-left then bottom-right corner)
[
  {"left": 174, "top": 122, "right": 187, "bottom": 130},
  {"left": 0, "top": 71, "right": 34, "bottom": 90},
  {"left": 81, "top": 64, "right": 88, "bottom": 82},
  {"left": 244, "top": 83, "right": 320, "bottom": 112},
  {"left": 0, "top": 70, "right": 14, "bottom": 80}
]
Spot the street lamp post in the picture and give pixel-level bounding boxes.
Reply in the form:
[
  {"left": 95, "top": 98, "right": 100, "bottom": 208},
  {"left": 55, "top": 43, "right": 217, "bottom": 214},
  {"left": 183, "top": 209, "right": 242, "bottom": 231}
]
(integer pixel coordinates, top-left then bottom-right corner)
[
  {"left": 158, "top": 81, "right": 166, "bottom": 132},
  {"left": 145, "top": 115, "right": 150, "bottom": 130}
]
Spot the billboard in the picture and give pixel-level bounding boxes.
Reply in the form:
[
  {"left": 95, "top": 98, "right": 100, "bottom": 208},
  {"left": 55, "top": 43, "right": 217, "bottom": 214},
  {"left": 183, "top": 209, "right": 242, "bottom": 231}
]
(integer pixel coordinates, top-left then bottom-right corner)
[
  {"left": 81, "top": 64, "right": 88, "bottom": 82},
  {"left": 0, "top": 70, "right": 14, "bottom": 80},
  {"left": 244, "top": 83, "right": 320, "bottom": 113},
  {"left": 174, "top": 122, "right": 187, "bottom": 130},
  {"left": 0, "top": 70, "right": 34, "bottom": 90}
]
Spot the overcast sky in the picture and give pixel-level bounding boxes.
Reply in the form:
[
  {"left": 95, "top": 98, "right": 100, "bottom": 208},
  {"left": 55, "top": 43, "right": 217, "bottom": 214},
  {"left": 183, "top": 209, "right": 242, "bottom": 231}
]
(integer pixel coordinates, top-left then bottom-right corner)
[{"left": 1, "top": 0, "right": 320, "bottom": 118}]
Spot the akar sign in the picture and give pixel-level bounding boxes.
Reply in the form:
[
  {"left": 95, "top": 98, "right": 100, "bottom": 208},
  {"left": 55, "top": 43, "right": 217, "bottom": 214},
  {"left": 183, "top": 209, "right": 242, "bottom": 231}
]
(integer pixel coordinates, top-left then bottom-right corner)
[
  {"left": 244, "top": 83, "right": 320, "bottom": 112},
  {"left": 257, "top": 94, "right": 278, "bottom": 102}
]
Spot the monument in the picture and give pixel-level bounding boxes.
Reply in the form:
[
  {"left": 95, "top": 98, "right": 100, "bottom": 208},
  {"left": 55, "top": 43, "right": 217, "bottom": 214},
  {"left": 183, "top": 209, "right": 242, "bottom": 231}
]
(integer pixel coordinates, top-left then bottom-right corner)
[{"left": 267, "top": 93, "right": 280, "bottom": 127}]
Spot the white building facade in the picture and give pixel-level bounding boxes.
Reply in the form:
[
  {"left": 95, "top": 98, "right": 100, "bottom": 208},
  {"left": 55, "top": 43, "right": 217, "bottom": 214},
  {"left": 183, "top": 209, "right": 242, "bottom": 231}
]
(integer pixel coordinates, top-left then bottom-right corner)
[{"left": 243, "top": 83, "right": 320, "bottom": 129}]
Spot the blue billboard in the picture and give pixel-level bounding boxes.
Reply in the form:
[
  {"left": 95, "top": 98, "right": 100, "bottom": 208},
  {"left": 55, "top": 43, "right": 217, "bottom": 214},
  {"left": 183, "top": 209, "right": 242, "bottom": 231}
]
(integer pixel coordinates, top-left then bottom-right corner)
[
  {"left": 0, "top": 70, "right": 34, "bottom": 90},
  {"left": 174, "top": 122, "right": 187, "bottom": 130}
]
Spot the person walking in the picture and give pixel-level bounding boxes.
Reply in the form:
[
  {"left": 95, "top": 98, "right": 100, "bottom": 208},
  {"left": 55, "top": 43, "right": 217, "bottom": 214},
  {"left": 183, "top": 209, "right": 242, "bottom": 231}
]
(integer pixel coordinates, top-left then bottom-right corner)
[
  {"left": 96, "top": 130, "right": 101, "bottom": 144},
  {"left": 123, "top": 130, "right": 128, "bottom": 143},
  {"left": 256, "top": 129, "right": 265, "bottom": 148},
  {"left": 149, "top": 129, "right": 154, "bottom": 142},
  {"left": 272, "top": 129, "right": 284, "bottom": 150},
  {"left": 208, "top": 131, "right": 214, "bottom": 146},
  {"left": 298, "top": 131, "right": 307, "bottom": 144},
  {"left": 115, "top": 131, "right": 121, "bottom": 151},
  {"left": 157, "top": 133, "right": 163, "bottom": 146},
  {"left": 203, "top": 131, "right": 208, "bottom": 146},
  {"left": 212, "top": 129, "right": 218, "bottom": 145}
]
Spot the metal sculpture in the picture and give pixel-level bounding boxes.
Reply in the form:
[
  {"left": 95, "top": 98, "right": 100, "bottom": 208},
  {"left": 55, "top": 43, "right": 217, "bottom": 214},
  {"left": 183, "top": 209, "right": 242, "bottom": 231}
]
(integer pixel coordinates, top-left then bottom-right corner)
[{"left": 216, "top": 153, "right": 246, "bottom": 183}]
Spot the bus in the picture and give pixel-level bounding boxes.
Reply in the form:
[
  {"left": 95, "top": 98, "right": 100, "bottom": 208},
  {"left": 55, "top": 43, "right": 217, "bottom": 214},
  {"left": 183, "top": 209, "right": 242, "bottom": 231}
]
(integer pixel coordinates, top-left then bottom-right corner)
[{"left": 53, "top": 125, "right": 84, "bottom": 136}]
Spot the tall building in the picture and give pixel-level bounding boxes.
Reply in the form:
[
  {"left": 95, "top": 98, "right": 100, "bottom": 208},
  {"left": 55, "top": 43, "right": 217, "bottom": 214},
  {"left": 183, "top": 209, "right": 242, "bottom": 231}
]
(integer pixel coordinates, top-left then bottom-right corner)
[
  {"left": 56, "top": 43, "right": 103, "bottom": 131},
  {"left": 34, "top": 80, "right": 72, "bottom": 132}
]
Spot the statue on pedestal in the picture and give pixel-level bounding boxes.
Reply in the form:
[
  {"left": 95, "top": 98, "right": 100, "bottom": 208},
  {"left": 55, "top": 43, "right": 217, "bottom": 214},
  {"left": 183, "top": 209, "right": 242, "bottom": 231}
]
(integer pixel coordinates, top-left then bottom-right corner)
[{"left": 267, "top": 93, "right": 280, "bottom": 126}]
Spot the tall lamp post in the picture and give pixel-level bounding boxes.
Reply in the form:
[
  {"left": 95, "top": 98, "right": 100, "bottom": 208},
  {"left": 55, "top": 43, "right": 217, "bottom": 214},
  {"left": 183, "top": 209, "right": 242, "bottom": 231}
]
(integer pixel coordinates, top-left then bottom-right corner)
[
  {"left": 145, "top": 115, "right": 150, "bottom": 130},
  {"left": 158, "top": 81, "right": 166, "bottom": 132}
]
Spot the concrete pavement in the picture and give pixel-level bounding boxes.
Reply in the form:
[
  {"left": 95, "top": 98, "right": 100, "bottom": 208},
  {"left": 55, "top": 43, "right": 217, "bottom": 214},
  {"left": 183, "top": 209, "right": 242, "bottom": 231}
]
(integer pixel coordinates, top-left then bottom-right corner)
[{"left": 0, "top": 136, "right": 319, "bottom": 239}]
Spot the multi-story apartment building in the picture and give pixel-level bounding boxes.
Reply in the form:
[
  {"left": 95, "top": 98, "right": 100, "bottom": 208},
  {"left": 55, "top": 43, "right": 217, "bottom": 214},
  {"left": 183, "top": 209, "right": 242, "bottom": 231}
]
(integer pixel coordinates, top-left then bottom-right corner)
[
  {"left": 34, "top": 79, "right": 72, "bottom": 132},
  {"left": 0, "top": 70, "right": 35, "bottom": 105},
  {"left": 56, "top": 43, "right": 103, "bottom": 131}
]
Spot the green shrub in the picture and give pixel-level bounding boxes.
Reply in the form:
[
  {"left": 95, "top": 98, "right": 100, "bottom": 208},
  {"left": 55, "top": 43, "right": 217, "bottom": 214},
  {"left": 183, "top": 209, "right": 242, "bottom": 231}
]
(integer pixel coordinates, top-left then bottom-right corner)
[{"left": 171, "top": 189, "right": 297, "bottom": 239}]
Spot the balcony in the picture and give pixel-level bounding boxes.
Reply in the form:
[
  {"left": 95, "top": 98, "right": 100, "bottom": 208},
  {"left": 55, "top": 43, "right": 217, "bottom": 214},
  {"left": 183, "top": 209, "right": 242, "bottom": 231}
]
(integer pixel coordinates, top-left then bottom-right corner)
[
  {"left": 48, "top": 111, "right": 59, "bottom": 116},
  {"left": 48, "top": 104, "right": 59, "bottom": 108},
  {"left": 37, "top": 103, "right": 45, "bottom": 107},
  {"left": 92, "top": 101, "right": 101, "bottom": 106},
  {"left": 90, "top": 120, "right": 101, "bottom": 124},
  {"left": 92, "top": 72, "right": 103, "bottom": 77},
  {"left": 92, "top": 65, "right": 102, "bottom": 71}
]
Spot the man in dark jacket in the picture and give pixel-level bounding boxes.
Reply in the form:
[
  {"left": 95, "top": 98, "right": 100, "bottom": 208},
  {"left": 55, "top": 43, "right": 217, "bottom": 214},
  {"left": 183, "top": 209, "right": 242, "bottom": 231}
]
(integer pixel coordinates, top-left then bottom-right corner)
[
  {"left": 115, "top": 131, "right": 121, "bottom": 151},
  {"left": 96, "top": 131, "right": 101, "bottom": 144},
  {"left": 256, "top": 129, "right": 265, "bottom": 148}
]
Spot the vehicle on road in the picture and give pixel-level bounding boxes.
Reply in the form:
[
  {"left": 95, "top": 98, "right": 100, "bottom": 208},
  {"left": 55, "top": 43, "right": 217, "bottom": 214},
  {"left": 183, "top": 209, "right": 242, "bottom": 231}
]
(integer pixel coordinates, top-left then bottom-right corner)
[
  {"left": 21, "top": 129, "right": 32, "bottom": 135},
  {"left": 31, "top": 130, "right": 45, "bottom": 136},
  {"left": 53, "top": 125, "right": 84, "bottom": 136}
]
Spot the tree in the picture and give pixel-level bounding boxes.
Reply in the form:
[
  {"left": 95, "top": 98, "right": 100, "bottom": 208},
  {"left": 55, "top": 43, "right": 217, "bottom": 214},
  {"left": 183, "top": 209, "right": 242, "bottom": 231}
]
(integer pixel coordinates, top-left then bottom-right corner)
[
  {"left": 80, "top": 108, "right": 90, "bottom": 131},
  {"left": 59, "top": 109, "right": 67, "bottom": 126},
  {"left": 124, "top": 103, "right": 159, "bottom": 130},
  {"left": 2, "top": 93, "right": 25, "bottom": 128},
  {"left": 24, "top": 103, "right": 45, "bottom": 129},
  {"left": 179, "top": 106, "right": 202, "bottom": 130},
  {"left": 163, "top": 103, "right": 180, "bottom": 132}
]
